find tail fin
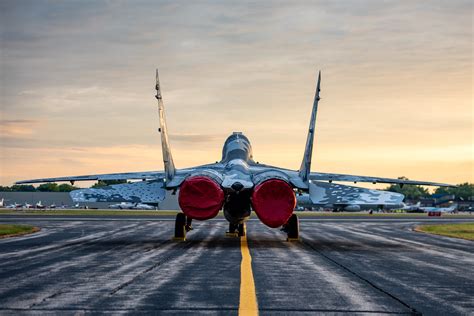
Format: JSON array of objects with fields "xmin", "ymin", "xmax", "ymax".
[
  {"xmin": 155, "ymin": 69, "xmax": 176, "ymax": 183},
  {"xmin": 298, "ymin": 71, "xmax": 321, "ymax": 182}
]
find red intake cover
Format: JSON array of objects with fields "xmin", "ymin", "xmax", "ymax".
[
  {"xmin": 178, "ymin": 176, "xmax": 224, "ymax": 220},
  {"xmin": 251, "ymin": 179, "xmax": 296, "ymax": 228}
]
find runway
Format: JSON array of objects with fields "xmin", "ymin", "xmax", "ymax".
[{"xmin": 0, "ymin": 215, "xmax": 472, "ymax": 315}]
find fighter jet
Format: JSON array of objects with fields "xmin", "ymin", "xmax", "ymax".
[{"xmin": 16, "ymin": 70, "xmax": 454, "ymax": 240}]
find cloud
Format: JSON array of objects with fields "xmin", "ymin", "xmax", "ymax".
[
  {"xmin": 0, "ymin": 119, "xmax": 40, "ymax": 137},
  {"xmin": 0, "ymin": 0, "xmax": 471, "ymax": 185},
  {"xmin": 169, "ymin": 133, "xmax": 223, "ymax": 143}
]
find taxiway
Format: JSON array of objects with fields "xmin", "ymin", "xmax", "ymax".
[{"xmin": 0, "ymin": 215, "xmax": 472, "ymax": 315}]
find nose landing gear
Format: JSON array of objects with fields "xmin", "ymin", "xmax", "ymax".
[{"xmin": 226, "ymin": 222, "xmax": 246, "ymax": 237}]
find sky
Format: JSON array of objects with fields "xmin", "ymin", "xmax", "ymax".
[{"xmin": 0, "ymin": 0, "xmax": 472, "ymax": 187}]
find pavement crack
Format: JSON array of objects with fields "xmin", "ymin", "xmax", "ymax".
[{"xmin": 301, "ymin": 239, "xmax": 422, "ymax": 316}]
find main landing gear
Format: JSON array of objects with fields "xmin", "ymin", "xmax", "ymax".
[
  {"xmin": 173, "ymin": 213, "xmax": 193, "ymax": 241},
  {"xmin": 226, "ymin": 222, "xmax": 246, "ymax": 237},
  {"xmin": 282, "ymin": 214, "xmax": 299, "ymax": 241}
]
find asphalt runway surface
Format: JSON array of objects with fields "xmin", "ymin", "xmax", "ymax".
[{"xmin": 0, "ymin": 215, "xmax": 472, "ymax": 315}]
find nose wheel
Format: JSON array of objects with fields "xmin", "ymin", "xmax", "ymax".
[
  {"xmin": 226, "ymin": 222, "xmax": 246, "ymax": 237},
  {"xmin": 282, "ymin": 214, "xmax": 299, "ymax": 241}
]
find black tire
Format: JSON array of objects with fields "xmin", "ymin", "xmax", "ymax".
[
  {"xmin": 286, "ymin": 214, "xmax": 299, "ymax": 240},
  {"xmin": 174, "ymin": 213, "xmax": 186, "ymax": 238},
  {"xmin": 228, "ymin": 223, "xmax": 238, "ymax": 233},
  {"xmin": 238, "ymin": 223, "xmax": 246, "ymax": 237}
]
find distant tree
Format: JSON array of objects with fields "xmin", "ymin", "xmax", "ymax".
[
  {"xmin": 57, "ymin": 183, "xmax": 79, "ymax": 192},
  {"xmin": 385, "ymin": 177, "xmax": 430, "ymax": 200},
  {"xmin": 91, "ymin": 180, "xmax": 127, "ymax": 188},
  {"xmin": 10, "ymin": 184, "xmax": 36, "ymax": 192},
  {"xmin": 435, "ymin": 183, "xmax": 474, "ymax": 200},
  {"xmin": 0, "ymin": 186, "xmax": 12, "ymax": 192},
  {"xmin": 37, "ymin": 183, "xmax": 59, "ymax": 192}
]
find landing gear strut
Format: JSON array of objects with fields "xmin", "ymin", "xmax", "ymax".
[
  {"xmin": 226, "ymin": 222, "xmax": 246, "ymax": 237},
  {"xmin": 174, "ymin": 213, "xmax": 192, "ymax": 241},
  {"xmin": 282, "ymin": 214, "xmax": 299, "ymax": 241}
]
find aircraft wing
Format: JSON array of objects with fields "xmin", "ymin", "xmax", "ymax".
[
  {"xmin": 309, "ymin": 172, "xmax": 454, "ymax": 187},
  {"xmin": 309, "ymin": 181, "xmax": 404, "ymax": 206},
  {"xmin": 15, "ymin": 171, "xmax": 165, "ymax": 184},
  {"xmin": 70, "ymin": 179, "xmax": 166, "ymax": 203}
]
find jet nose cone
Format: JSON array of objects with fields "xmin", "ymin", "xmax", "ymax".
[{"xmin": 231, "ymin": 182, "xmax": 244, "ymax": 192}]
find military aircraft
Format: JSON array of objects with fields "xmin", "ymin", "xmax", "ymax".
[{"xmin": 16, "ymin": 70, "xmax": 454, "ymax": 240}]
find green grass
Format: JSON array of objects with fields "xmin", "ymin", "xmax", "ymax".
[
  {"xmin": 415, "ymin": 223, "xmax": 474, "ymax": 240},
  {"xmin": 0, "ymin": 224, "xmax": 39, "ymax": 238}
]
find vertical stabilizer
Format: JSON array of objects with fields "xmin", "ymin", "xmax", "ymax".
[
  {"xmin": 155, "ymin": 69, "xmax": 176, "ymax": 183},
  {"xmin": 298, "ymin": 71, "xmax": 321, "ymax": 182}
]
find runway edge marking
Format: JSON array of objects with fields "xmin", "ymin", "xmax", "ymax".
[{"xmin": 239, "ymin": 235, "xmax": 259, "ymax": 315}]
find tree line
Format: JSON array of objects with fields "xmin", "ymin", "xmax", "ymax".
[
  {"xmin": 384, "ymin": 177, "xmax": 473, "ymax": 200},
  {"xmin": 1, "ymin": 179, "xmax": 472, "ymax": 200},
  {"xmin": 0, "ymin": 180, "xmax": 127, "ymax": 193}
]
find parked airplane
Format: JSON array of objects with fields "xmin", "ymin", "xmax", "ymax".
[
  {"xmin": 400, "ymin": 202, "xmax": 422, "ymax": 212},
  {"xmin": 0, "ymin": 198, "xmax": 4, "ymax": 208},
  {"xmin": 420, "ymin": 204, "xmax": 458, "ymax": 214},
  {"xmin": 35, "ymin": 201, "xmax": 46, "ymax": 209},
  {"xmin": 16, "ymin": 70, "xmax": 454, "ymax": 240},
  {"xmin": 24, "ymin": 202, "xmax": 33, "ymax": 209},
  {"xmin": 6, "ymin": 202, "xmax": 23, "ymax": 209},
  {"xmin": 109, "ymin": 202, "xmax": 155, "ymax": 210}
]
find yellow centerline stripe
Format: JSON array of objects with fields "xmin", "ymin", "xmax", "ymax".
[{"xmin": 239, "ymin": 235, "xmax": 259, "ymax": 315}]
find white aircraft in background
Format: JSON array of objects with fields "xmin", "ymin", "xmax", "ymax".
[
  {"xmin": 6, "ymin": 202, "xmax": 22, "ymax": 208},
  {"xmin": 0, "ymin": 198, "xmax": 4, "ymax": 208},
  {"xmin": 24, "ymin": 202, "xmax": 34, "ymax": 209},
  {"xmin": 35, "ymin": 201, "xmax": 46, "ymax": 209},
  {"xmin": 420, "ymin": 204, "xmax": 458, "ymax": 214},
  {"xmin": 400, "ymin": 202, "xmax": 422, "ymax": 212}
]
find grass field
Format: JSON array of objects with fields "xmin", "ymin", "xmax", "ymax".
[
  {"xmin": 415, "ymin": 223, "xmax": 474, "ymax": 240},
  {"xmin": 0, "ymin": 224, "xmax": 39, "ymax": 238}
]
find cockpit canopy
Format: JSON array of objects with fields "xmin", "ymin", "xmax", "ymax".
[{"xmin": 221, "ymin": 132, "xmax": 254, "ymax": 163}]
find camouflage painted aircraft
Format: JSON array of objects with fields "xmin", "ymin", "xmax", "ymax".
[{"xmin": 17, "ymin": 70, "xmax": 454, "ymax": 240}]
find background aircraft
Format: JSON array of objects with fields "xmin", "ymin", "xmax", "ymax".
[
  {"xmin": 17, "ymin": 70, "xmax": 454, "ymax": 240},
  {"xmin": 420, "ymin": 204, "xmax": 458, "ymax": 213},
  {"xmin": 35, "ymin": 201, "xmax": 46, "ymax": 209},
  {"xmin": 400, "ymin": 202, "xmax": 422, "ymax": 212}
]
